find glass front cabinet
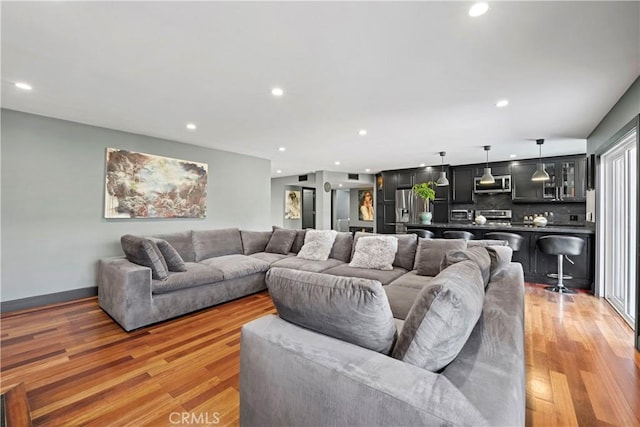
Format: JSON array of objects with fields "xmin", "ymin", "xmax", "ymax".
[{"xmin": 512, "ymin": 155, "xmax": 586, "ymax": 203}]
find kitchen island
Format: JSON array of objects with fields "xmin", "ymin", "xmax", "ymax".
[{"xmin": 407, "ymin": 222, "xmax": 595, "ymax": 291}]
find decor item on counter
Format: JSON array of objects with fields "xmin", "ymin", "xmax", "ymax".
[
  {"xmin": 411, "ymin": 181, "xmax": 436, "ymax": 224},
  {"xmin": 475, "ymin": 215, "xmax": 487, "ymax": 225},
  {"xmin": 531, "ymin": 139, "xmax": 551, "ymax": 181},
  {"xmin": 285, "ymin": 190, "xmax": 301, "ymax": 219},
  {"xmin": 533, "ymin": 216, "xmax": 548, "ymax": 227},
  {"xmin": 436, "ymin": 151, "xmax": 450, "ymax": 186},
  {"xmin": 104, "ymin": 148, "xmax": 208, "ymax": 219},
  {"xmin": 479, "ymin": 145, "xmax": 495, "ymax": 184},
  {"xmin": 358, "ymin": 189, "xmax": 374, "ymax": 221}
]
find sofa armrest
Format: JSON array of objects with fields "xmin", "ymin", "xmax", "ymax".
[
  {"xmin": 98, "ymin": 257, "xmax": 154, "ymax": 331},
  {"xmin": 240, "ymin": 315, "xmax": 488, "ymax": 427}
]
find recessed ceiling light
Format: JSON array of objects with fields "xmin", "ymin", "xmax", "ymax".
[
  {"xmin": 186, "ymin": 123, "xmax": 197, "ymax": 130},
  {"xmin": 469, "ymin": 2, "xmax": 489, "ymax": 17},
  {"xmin": 276, "ymin": 169, "xmax": 282, "ymax": 174},
  {"xmin": 338, "ymin": 184, "xmax": 343, "ymax": 187},
  {"xmin": 271, "ymin": 87, "xmax": 284, "ymax": 97},
  {"xmin": 510, "ymin": 154, "xmax": 517, "ymax": 158},
  {"xmin": 420, "ymin": 163, "xmax": 426, "ymax": 167},
  {"xmin": 15, "ymin": 82, "xmax": 33, "ymax": 91},
  {"xmin": 496, "ymin": 99, "xmax": 509, "ymax": 108},
  {"xmin": 278, "ymin": 147, "xmax": 286, "ymax": 152},
  {"xmin": 358, "ymin": 129, "xmax": 367, "ymax": 136},
  {"xmin": 334, "ymin": 161, "xmax": 340, "ymax": 165},
  {"xmin": 365, "ymin": 168, "xmax": 371, "ymax": 172}
]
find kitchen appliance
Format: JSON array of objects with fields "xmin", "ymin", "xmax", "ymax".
[
  {"xmin": 450, "ymin": 209, "xmax": 474, "ymax": 222},
  {"xmin": 475, "ymin": 209, "xmax": 512, "ymax": 226},
  {"xmin": 474, "ymin": 175, "xmax": 512, "ymax": 193},
  {"xmin": 395, "ymin": 189, "xmax": 418, "ymax": 231}
]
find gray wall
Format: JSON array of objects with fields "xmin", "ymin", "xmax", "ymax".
[
  {"xmin": 1, "ymin": 109, "xmax": 271, "ymax": 303},
  {"xmin": 587, "ymin": 76, "xmax": 640, "ymax": 154}
]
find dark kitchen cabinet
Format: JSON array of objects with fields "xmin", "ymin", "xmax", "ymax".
[
  {"xmin": 416, "ymin": 166, "xmax": 449, "ymax": 200},
  {"xmin": 382, "ymin": 172, "xmax": 397, "ymax": 202},
  {"xmin": 511, "ymin": 162, "xmax": 543, "ymax": 201},
  {"xmin": 452, "ymin": 167, "xmax": 474, "ymax": 203},
  {"xmin": 431, "ymin": 200, "xmax": 449, "ymax": 223},
  {"xmin": 397, "ymin": 171, "xmax": 415, "ymax": 188},
  {"xmin": 512, "ymin": 156, "xmax": 586, "ymax": 203}
]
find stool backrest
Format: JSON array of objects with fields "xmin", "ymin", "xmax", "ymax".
[
  {"xmin": 443, "ymin": 230, "xmax": 474, "ymax": 241},
  {"xmin": 484, "ymin": 232, "xmax": 524, "ymax": 251},
  {"xmin": 407, "ymin": 229, "xmax": 434, "ymax": 239}
]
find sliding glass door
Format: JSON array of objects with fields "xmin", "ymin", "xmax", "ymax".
[{"xmin": 601, "ymin": 128, "xmax": 637, "ymax": 327}]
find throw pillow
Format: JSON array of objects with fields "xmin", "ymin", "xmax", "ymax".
[
  {"xmin": 352, "ymin": 232, "xmax": 417, "ymax": 271},
  {"xmin": 266, "ymin": 267, "xmax": 397, "ymax": 354},
  {"xmin": 272, "ymin": 226, "xmax": 307, "ymax": 253},
  {"xmin": 440, "ymin": 246, "xmax": 492, "ymax": 287},
  {"xmin": 349, "ymin": 236, "xmax": 398, "ymax": 271},
  {"xmin": 392, "ymin": 260, "xmax": 485, "ymax": 372},
  {"xmin": 328, "ymin": 232, "xmax": 355, "ymax": 263},
  {"xmin": 121, "ymin": 234, "xmax": 168, "ymax": 280},
  {"xmin": 265, "ymin": 228, "xmax": 297, "ymax": 255},
  {"xmin": 297, "ymin": 230, "xmax": 338, "ymax": 261},
  {"xmin": 485, "ymin": 245, "xmax": 513, "ymax": 280},
  {"xmin": 415, "ymin": 238, "xmax": 467, "ymax": 276},
  {"xmin": 147, "ymin": 237, "xmax": 187, "ymax": 272}
]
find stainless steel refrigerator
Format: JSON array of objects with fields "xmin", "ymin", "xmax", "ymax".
[{"xmin": 395, "ymin": 189, "xmax": 418, "ymax": 233}]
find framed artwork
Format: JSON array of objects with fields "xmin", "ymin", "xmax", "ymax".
[
  {"xmin": 104, "ymin": 148, "xmax": 208, "ymax": 218},
  {"xmin": 284, "ymin": 190, "xmax": 301, "ymax": 219},
  {"xmin": 358, "ymin": 189, "xmax": 374, "ymax": 221}
]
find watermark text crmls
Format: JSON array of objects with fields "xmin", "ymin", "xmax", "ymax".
[{"xmin": 169, "ymin": 412, "xmax": 220, "ymax": 425}]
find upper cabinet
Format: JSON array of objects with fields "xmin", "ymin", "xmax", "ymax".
[
  {"xmin": 512, "ymin": 155, "xmax": 586, "ymax": 203},
  {"xmin": 452, "ymin": 167, "xmax": 474, "ymax": 203}
]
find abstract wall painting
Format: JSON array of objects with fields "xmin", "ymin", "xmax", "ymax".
[
  {"xmin": 284, "ymin": 190, "xmax": 301, "ymax": 219},
  {"xmin": 105, "ymin": 148, "xmax": 208, "ymax": 218}
]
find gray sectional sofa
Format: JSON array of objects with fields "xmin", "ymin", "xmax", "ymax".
[{"xmin": 240, "ymin": 236, "xmax": 526, "ymax": 427}]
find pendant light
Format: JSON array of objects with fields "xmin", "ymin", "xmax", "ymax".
[
  {"xmin": 479, "ymin": 145, "xmax": 495, "ymax": 184},
  {"xmin": 436, "ymin": 151, "xmax": 450, "ymax": 186},
  {"xmin": 531, "ymin": 139, "xmax": 550, "ymax": 181}
]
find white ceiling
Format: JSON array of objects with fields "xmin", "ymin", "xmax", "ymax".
[{"xmin": 2, "ymin": 1, "xmax": 638, "ymax": 177}]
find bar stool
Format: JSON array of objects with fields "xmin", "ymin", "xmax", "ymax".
[
  {"xmin": 484, "ymin": 232, "xmax": 524, "ymax": 251},
  {"xmin": 443, "ymin": 230, "xmax": 474, "ymax": 241},
  {"xmin": 536, "ymin": 235, "xmax": 585, "ymax": 294},
  {"xmin": 407, "ymin": 229, "xmax": 434, "ymax": 239}
]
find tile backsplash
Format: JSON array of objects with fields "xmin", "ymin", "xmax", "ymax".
[{"xmin": 452, "ymin": 193, "xmax": 586, "ymax": 225}]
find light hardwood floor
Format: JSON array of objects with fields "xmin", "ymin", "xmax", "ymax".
[{"xmin": 1, "ymin": 284, "xmax": 639, "ymax": 426}]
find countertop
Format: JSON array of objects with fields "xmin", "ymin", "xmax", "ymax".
[{"xmin": 406, "ymin": 222, "xmax": 595, "ymax": 235}]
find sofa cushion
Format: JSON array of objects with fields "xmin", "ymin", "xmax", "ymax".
[
  {"xmin": 265, "ymin": 228, "xmax": 297, "ymax": 255},
  {"xmin": 440, "ymin": 246, "xmax": 492, "ymax": 288},
  {"xmin": 272, "ymin": 256, "xmax": 344, "ymax": 273},
  {"xmin": 273, "ymin": 226, "xmax": 307, "ymax": 254},
  {"xmin": 153, "ymin": 231, "xmax": 195, "ymax": 263},
  {"xmin": 323, "ymin": 264, "xmax": 408, "ymax": 285},
  {"xmin": 349, "ymin": 235, "xmax": 398, "ymax": 271},
  {"xmin": 486, "ymin": 245, "xmax": 514, "ymax": 279},
  {"xmin": 249, "ymin": 252, "xmax": 294, "ymax": 264},
  {"xmin": 353, "ymin": 232, "xmax": 418, "ymax": 271},
  {"xmin": 151, "ymin": 262, "xmax": 224, "ymax": 294},
  {"xmin": 328, "ymin": 231, "xmax": 354, "ymax": 263},
  {"xmin": 193, "ymin": 228, "xmax": 243, "ymax": 262},
  {"xmin": 199, "ymin": 254, "xmax": 270, "ymax": 280},
  {"xmin": 392, "ymin": 260, "xmax": 485, "ymax": 372},
  {"xmin": 388, "ymin": 270, "xmax": 435, "ymax": 290},
  {"xmin": 121, "ymin": 234, "xmax": 168, "ymax": 280},
  {"xmin": 467, "ymin": 239, "xmax": 508, "ymax": 248},
  {"xmin": 415, "ymin": 238, "xmax": 467, "ymax": 276},
  {"xmin": 266, "ymin": 267, "xmax": 397, "ymax": 354},
  {"xmin": 148, "ymin": 238, "xmax": 187, "ymax": 272},
  {"xmin": 383, "ymin": 285, "xmax": 423, "ymax": 321},
  {"xmin": 297, "ymin": 230, "xmax": 338, "ymax": 261},
  {"xmin": 241, "ymin": 230, "xmax": 272, "ymax": 255}
]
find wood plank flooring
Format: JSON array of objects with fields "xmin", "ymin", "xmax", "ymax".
[{"xmin": 1, "ymin": 284, "xmax": 639, "ymax": 426}]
